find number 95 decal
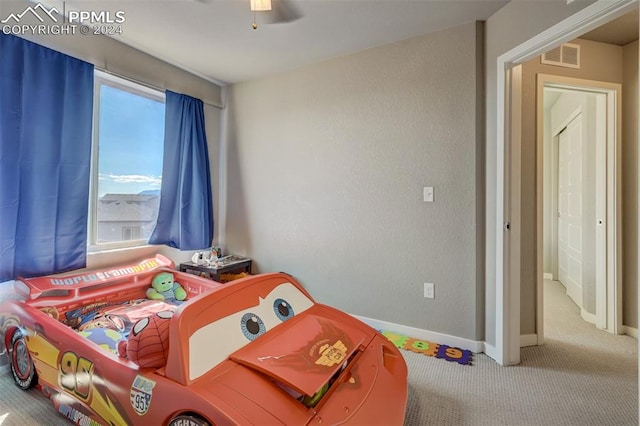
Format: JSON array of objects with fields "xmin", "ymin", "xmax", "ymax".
[
  {"xmin": 130, "ymin": 375, "xmax": 156, "ymax": 415},
  {"xmin": 60, "ymin": 352, "xmax": 94, "ymax": 401}
]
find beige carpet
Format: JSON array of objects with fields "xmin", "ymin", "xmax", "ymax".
[
  {"xmin": 403, "ymin": 280, "xmax": 638, "ymax": 426},
  {"xmin": 0, "ymin": 280, "xmax": 637, "ymax": 425}
]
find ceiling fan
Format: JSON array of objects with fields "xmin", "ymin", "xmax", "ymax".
[
  {"xmin": 250, "ymin": 0, "xmax": 302, "ymax": 29},
  {"xmin": 195, "ymin": 0, "xmax": 302, "ymax": 29}
]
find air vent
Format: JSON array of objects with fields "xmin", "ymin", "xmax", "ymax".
[{"xmin": 541, "ymin": 43, "xmax": 580, "ymax": 69}]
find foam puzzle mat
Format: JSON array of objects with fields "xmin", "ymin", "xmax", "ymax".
[{"xmin": 381, "ymin": 331, "xmax": 473, "ymax": 365}]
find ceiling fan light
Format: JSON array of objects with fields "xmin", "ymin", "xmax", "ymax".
[{"xmin": 250, "ymin": 0, "xmax": 272, "ymax": 11}]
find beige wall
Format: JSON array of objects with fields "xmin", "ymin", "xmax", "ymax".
[
  {"xmin": 521, "ymin": 39, "xmax": 624, "ymax": 333},
  {"xmin": 224, "ymin": 22, "xmax": 485, "ymax": 340},
  {"xmin": 623, "ymin": 40, "xmax": 639, "ymax": 329},
  {"xmin": 0, "ymin": 0, "xmax": 223, "ymax": 268}
]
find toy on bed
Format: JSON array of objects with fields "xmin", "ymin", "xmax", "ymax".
[
  {"xmin": 146, "ymin": 272, "xmax": 187, "ymax": 302},
  {"xmin": 69, "ymin": 299, "xmax": 179, "ymax": 355},
  {"xmin": 118, "ymin": 310, "xmax": 173, "ymax": 368},
  {"xmin": 78, "ymin": 313, "xmax": 126, "ymax": 332},
  {"xmin": 79, "ymin": 327, "xmax": 126, "ymax": 353}
]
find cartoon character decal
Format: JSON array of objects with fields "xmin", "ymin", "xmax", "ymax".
[
  {"xmin": 54, "ymin": 349, "xmax": 131, "ymax": 425},
  {"xmin": 315, "ymin": 340, "xmax": 347, "ymax": 367},
  {"xmin": 79, "ymin": 313, "xmax": 126, "ymax": 332},
  {"xmin": 40, "ymin": 306, "xmax": 60, "ymax": 320},
  {"xmin": 188, "ymin": 282, "xmax": 314, "ymax": 380}
]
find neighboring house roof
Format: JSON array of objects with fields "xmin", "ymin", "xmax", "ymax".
[{"xmin": 98, "ymin": 193, "xmax": 159, "ymax": 222}]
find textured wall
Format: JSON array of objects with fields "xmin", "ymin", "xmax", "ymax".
[
  {"xmin": 223, "ymin": 23, "xmax": 484, "ymax": 340},
  {"xmin": 623, "ymin": 40, "xmax": 639, "ymax": 329}
]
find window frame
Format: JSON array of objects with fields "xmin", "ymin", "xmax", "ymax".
[{"xmin": 87, "ymin": 70, "xmax": 166, "ymax": 252}]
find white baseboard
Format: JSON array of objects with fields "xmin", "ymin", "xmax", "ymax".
[
  {"xmin": 623, "ymin": 326, "xmax": 638, "ymax": 339},
  {"xmin": 543, "ymin": 273, "xmax": 554, "ymax": 280},
  {"xmin": 580, "ymin": 308, "xmax": 597, "ymax": 325},
  {"xmin": 483, "ymin": 343, "xmax": 497, "ymax": 360},
  {"xmin": 520, "ymin": 334, "xmax": 538, "ymax": 347},
  {"xmin": 352, "ymin": 314, "xmax": 484, "ymax": 353},
  {"xmin": 565, "ymin": 281, "xmax": 581, "ymax": 307}
]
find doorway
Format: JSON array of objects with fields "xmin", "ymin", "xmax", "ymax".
[
  {"xmin": 493, "ymin": 0, "xmax": 637, "ymax": 365},
  {"xmin": 538, "ymin": 78, "xmax": 622, "ymax": 344}
]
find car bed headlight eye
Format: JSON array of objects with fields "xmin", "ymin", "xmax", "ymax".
[
  {"xmin": 241, "ymin": 313, "xmax": 266, "ymax": 341},
  {"xmin": 273, "ymin": 298, "xmax": 294, "ymax": 322}
]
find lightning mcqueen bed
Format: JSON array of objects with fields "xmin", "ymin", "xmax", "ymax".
[{"xmin": 0, "ymin": 255, "xmax": 408, "ymax": 425}]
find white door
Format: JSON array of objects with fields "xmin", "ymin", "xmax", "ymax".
[{"xmin": 557, "ymin": 113, "xmax": 583, "ymax": 306}]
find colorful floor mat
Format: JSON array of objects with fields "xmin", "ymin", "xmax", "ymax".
[{"xmin": 381, "ymin": 331, "xmax": 473, "ymax": 365}]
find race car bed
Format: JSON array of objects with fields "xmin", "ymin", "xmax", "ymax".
[{"xmin": 0, "ymin": 255, "xmax": 408, "ymax": 426}]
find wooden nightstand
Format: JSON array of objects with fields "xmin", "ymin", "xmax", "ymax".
[{"xmin": 179, "ymin": 255, "xmax": 252, "ymax": 283}]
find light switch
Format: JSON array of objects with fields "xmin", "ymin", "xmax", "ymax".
[{"xmin": 423, "ymin": 186, "xmax": 434, "ymax": 202}]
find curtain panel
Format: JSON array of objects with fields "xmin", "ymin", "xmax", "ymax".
[
  {"xmin": 149, "ymin": 90, "xmax": 213, "ymax": 250},
  {"xmin": 0, "ymin": 34, "xmax": 94, "ymax": 281}
]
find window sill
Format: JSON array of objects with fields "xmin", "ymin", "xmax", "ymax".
[{"xmin": 86, "ymin": 244, "xmax": 162, "ymax": 270}]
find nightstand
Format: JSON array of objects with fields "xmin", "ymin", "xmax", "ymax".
[{"xmin": 179, "ymin": 255, "xmax": 252, "ymax": 283}]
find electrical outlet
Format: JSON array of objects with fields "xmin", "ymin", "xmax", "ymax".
[{"xmin": 424, "ymin": 282, "xmax": 435, "ymax": 299}]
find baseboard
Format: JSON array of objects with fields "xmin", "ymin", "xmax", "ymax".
[
  {"xmin": 565, "ymin": 281, "xmax": 581, "ymax": 306},
  {"xmin": 543, "ymin": 273, "xmax": 553, "ymax": 280},
  {"xmin": 352, "ymin": 315, "xmax": 484, "ymax": 353},
  {"xmin": 580, "ymin": 308, "xmax": 597, "ymax": 325},
  {"xmin": 623, "ymin": 326, "xmax": 638, "ymax": 339},
  {"xmin": 483, "ymin": 343, "xmax": 498, "ymax": 360},
  {"xmin": 520, "ymin": 334, "xmax": 538, "ymax": 347}
]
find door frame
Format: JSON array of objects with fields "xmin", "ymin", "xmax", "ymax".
[
  {"xmin": 536, "ymin": 77, "xmax": 622, "ymax": 343},
  {"xmin": 494, "ymin": 0, "xmax": 636, "ymax": 366}
]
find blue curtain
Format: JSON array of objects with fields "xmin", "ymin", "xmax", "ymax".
[
  {"xmin": 0, "ymin": 35, "xmax": 94, "ymax": 281},
  {"xmin": 149, "ymin": 91, "xmax": 213, "ymax": 249}
]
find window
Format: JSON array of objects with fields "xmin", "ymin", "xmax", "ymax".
[
  {"xmin": 122, "ymin": 226, "xmax": 141, "ymax": 240},
  {"xmin": 88, "ymin": 71, "xmax": 165, "ymax": 250}
]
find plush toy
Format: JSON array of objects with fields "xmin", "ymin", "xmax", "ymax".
[
  {"xmin": 118, "ymin": 310, "xmax": 173, "ymax": 368},
  {"xmin": 146, "ymin": 272, "xmax": 187, "ymax": 302}
]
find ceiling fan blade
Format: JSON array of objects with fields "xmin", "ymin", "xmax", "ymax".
[{"xmin": 263, "ymin": 0, "xmax": 302, "ymax": 24}]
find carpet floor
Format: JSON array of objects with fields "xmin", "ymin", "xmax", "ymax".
[{"xmin": 402, "ymin": 280, "xmax": 638, "ymax": 425}]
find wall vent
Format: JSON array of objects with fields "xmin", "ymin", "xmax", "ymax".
[{"xmin": 541, "ymin": 43, "xmax": 580, "ymax": 69}]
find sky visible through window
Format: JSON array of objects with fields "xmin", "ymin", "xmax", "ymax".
[{"xmin": 98, "ymin": 85, "xmax": 164, "ymax": 197}]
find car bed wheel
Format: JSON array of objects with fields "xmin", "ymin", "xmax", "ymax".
[
  {"xmin": 168, "ymin": 414, "xmax": 210, "ymax": 426},
  {"xmin": 10, "ymin": 331, "xmax": 37, "ymax": 390}
]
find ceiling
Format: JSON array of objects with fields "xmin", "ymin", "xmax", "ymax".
[
  {"xmin": 580, "ymin": 8, "xmax": 639, "ymax": 46},
  {"xmin": 41, "ymin": 0, "xmax": 509, "ymax": 85},
  {"xmin": 21, "ymin": 1, "xmax": 639, "ymax": 86},
  {"xmin": 543, "ymin": 8, "xmax": 638, "ymax": 112}
]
